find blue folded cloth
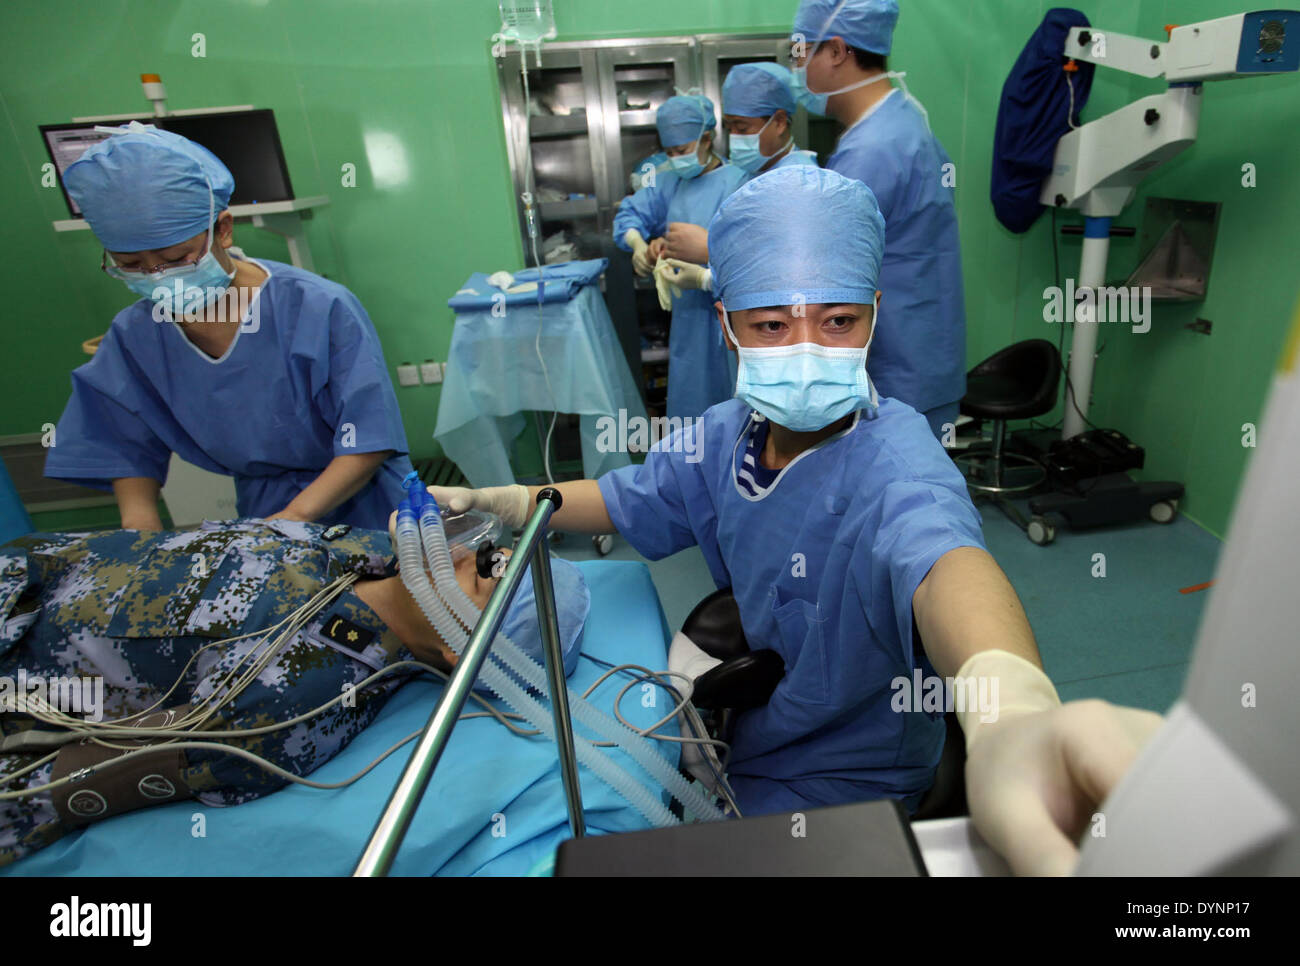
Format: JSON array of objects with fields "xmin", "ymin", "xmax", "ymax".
[{"xmin": 448, "ymin": 258, "xmax": 608, "ymax": 310}]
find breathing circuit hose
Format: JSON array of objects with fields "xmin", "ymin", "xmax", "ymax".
[
  {"xmin": 405, "ymin": 485, "xmax": 722, "ymax": 822},
  {"xmin": 394, "ymin": 490, "xmax": 690, "ymax": 827}
]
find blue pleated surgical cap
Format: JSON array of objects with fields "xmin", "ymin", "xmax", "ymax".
[
  {"xmin": 63, "ymin": 121, "xmax": 235, "ymax": 253},
  {"xmin": 792, "ymin": 0, "xmax": 900, "ymax": 56},
  {"xmin": 656, "ymin": 94, "xmax": 717, "ymax": 149},
  {"xmin": 708, "ymin": 165, "xmax": 885, "ymax": 311},
  {"xmin": 722, "ymin": 62, "xmax": 798, "ymax": 118},
  {"xmin": 497, "ymin": 555, "xmax": 590, "ymax": 681}
]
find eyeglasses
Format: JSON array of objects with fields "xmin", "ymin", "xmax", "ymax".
[{"xmin": 100, "ymin": 232, "xmax": 213, "ymax": 282}]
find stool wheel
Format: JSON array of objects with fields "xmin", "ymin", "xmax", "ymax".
[
  {"xmin": 1149, "ymin": 499, "xmax": 1179, "ymax": 524},
  {"xmin": 1027, "ymin": 515, "xmax": 1056, "ymax": 546}
]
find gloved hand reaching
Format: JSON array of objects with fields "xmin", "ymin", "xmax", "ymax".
[
  {"xmin": 653, "ymin": 258, "xmax": 676, "ymax": 312},
  {"xmin": 660, "ymin": 258, "xmax": 712, "ymax": 292},
  {"xmin": 624, "ymin": 229, "xmax": 654, "ymax": 277},
  {"xmin": 956, "ymin": 649, "xmax": 1164, "ymax": 876},
  {"xmin": 425, "ymin": 484, "xmax": 531, "ymax": 529}
]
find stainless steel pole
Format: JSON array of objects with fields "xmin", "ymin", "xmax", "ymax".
[
  {"xmin": 530, "ymin": 494, "xmax": 585, "ymax": 838},
  {"xmin": 353, "ymin": 489, "xmax": 570, "ymax": 876}
]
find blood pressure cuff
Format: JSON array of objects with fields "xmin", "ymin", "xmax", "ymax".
[{"xmin": 49, "ymin": 706, "xmax": 195, "ymax": 830}]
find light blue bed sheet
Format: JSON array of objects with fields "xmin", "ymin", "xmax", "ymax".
[{"xmin": 2, "ymin": 560, "xmax": 675, "ymax": 877}]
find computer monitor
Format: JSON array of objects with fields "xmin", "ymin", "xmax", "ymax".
[
  {"xmin": 39, "ymin": 125, "xmax": 113, "ymax": 216},
  {"xmin": 39, "ymin": 108, "xmax": 295, "ymax": 219}
]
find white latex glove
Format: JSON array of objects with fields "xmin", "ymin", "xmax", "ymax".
[
  {"xmin": 653, "ymin": 258, "xmax": 676, "ymax": 312},
  {"xmin": 659, "ymin": 258, "xmax": 712, "ymax": 293},
  {"xmin": 624, "ymin": 229, "xmax": 653, "ymax": 277},
  {"xmin": 956, "ymin": 649, "xmax": 1163, "ymax": 876},
  {"xmin": 425, "ymin": 484, "xmax": 531, "ymax": 529}
]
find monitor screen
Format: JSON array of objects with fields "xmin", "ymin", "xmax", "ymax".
[
  {"xmin": 39, "ymin": 108, "xmax": 295, "ymax": 220},
  {"xmin": 40, "ymin": 126, "xmax": 113, "ymax": 216}
]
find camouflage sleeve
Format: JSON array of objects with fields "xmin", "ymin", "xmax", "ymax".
[
  {"xmin": 0, "ymin": 551, "xmax": 32, "ymax": 654},
  {"xmin": 321, "ymin": 526, "xmax": 395, "ymax": 580}
]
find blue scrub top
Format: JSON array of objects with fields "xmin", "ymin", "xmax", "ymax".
[
  {"xmin": 45, "ymin": 259, "xmax": 413, "ymax": 530},
  {"xmin": 614, "ymin": 162, "xmax": 748, "ymax": 420},
  {"xmin": 828, "ymin": 92, "xmax": 967, "ymax": 415},
  {"xmin": 598, "ymin": 397, "xmax": 986, "ymax": 811}
]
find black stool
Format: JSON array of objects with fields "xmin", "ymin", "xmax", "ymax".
[{"xmin": 954, "ymin": 339, "xmax": 1060, "ymax": 534}]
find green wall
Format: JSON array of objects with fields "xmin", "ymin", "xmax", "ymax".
[
  {"xmin": 1086, "ymin": 0, "xmax": 1300, "ymax": 536},
  {"xmin": 2, "ymin": 1, "xmax": 1295, "ymax": 535}
]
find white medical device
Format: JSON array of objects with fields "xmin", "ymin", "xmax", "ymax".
[
  {"xmin": 914, "ymin": 317, "xmax": 1300, "ymax": 876},
  {"xmin": 1039, "ymin": 11, "xmax": 1298, "ymax": 437},
  {"xmin": 1075, "ymin": 324, "xmax": 1300, "ymax": 875}
]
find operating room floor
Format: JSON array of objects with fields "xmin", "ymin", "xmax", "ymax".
[{"xmin": 555, "ymin": 499, "xmax": 1223, "ymax": 715}]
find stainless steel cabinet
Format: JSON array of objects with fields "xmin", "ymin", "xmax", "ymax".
[{"xmin": 495, "ymin": 33, "xmax": 793, "ymax": 411}]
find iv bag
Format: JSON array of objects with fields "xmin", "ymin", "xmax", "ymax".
[{"xmin": 499, "ymin": 1, "xmax": 557, "ymax": 45}]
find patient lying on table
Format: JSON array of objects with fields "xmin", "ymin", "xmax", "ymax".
[{"xmin": 0, "ymin": 519, "xmax": 588, "ymax": 867}]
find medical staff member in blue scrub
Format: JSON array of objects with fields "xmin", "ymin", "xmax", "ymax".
[
  {"xmin": 423, "ymin": 166, "xmax": 1164, "ymax": 876},
  {"xmin": 791, "ymin": 0, "xmax": 966, "ymax": 440},
  {"xmin": 44, "ymin": 123, "xmax": 413, "ymax": 531},
  {"xmin": 721, "ymin": 63, "xmax": 819, "ymax": 183},
  {"xmin": 615, "ymin": 94, "xmax": 747, "ymax": 419},
  {"xmin": 653, "ymin": 63, "xmax": 819, "ymax": 296}
]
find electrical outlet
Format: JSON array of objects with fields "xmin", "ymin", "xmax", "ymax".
[
  {"xmin": 420, "ymin": 360, "xmax": 442, "ymax": 384},
  {"xmin": 396, "ymin": 363, "xmax": 419, "ymax": 387}
]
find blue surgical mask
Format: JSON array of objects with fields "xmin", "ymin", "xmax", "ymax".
[
  {"xmin": 669, "ymin": 117, "xmax": 712, "ymax": 180},
  {"xmin": 110, "ymin": 182, "xmax": 235, "ymax": 317},
  {"xmin": 122, "ymin": 247, "xmax": 235, "ymax": 316},
  {"xmin": 792, "ymin": 0, "xmax": 906, "ymax": 122},
  {"xmin": 728, "ymin": 115, "xmax": 793, "ymax": 174},
  {"xmin": 790, "ymin": 66, "xmax": 830, "ymax": 117},
  {"xmin": 670, "ymin": 151, "xmax": 705, "ymax": 180},
  {"xmin": 722, "ymin": 300, "xmax": 879, "ymax": 431}
]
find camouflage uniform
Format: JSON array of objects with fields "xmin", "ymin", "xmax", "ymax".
[{"xmin": 0, "ymin": 520, "xmax": 413, "ymax": 867}]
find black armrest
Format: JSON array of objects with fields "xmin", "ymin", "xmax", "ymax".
[
  {"xmin": 682, "ymin": 587, "xmax": 750, "ymax": 661},
  {"xmin": 692, "ymin": 650, "xmax": 785, "ymax": 712}
]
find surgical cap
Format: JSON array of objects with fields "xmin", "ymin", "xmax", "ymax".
[
  {"xmin": 656, "ymin": 94, "xmax": 717, "ymax": 149},
  {"xmin": 499, "ymin": 555, "xmax": 590, "ymax": 680},
  {"xmin": 722, "ymin": 62, "xmax": 798, "ymax": 118},
  {"xmin": 63, "ymin": 121, "xmax": 235, "ymax": 252},
  {"xmin": 708, "ymin": 165, "xmax": 885, "ymax": 311},
  {"xmin": 792, "ymin": 0, "xmax": 900, "ymax": 56}
]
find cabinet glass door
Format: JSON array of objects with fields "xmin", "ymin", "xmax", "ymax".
[
  {"xmin": 594, "ymin": 42, "xmax": 697, "ymax": 214},
  {"xmin": 498, "ymin": 46, "xmax": 605, "ymax": 264}
]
